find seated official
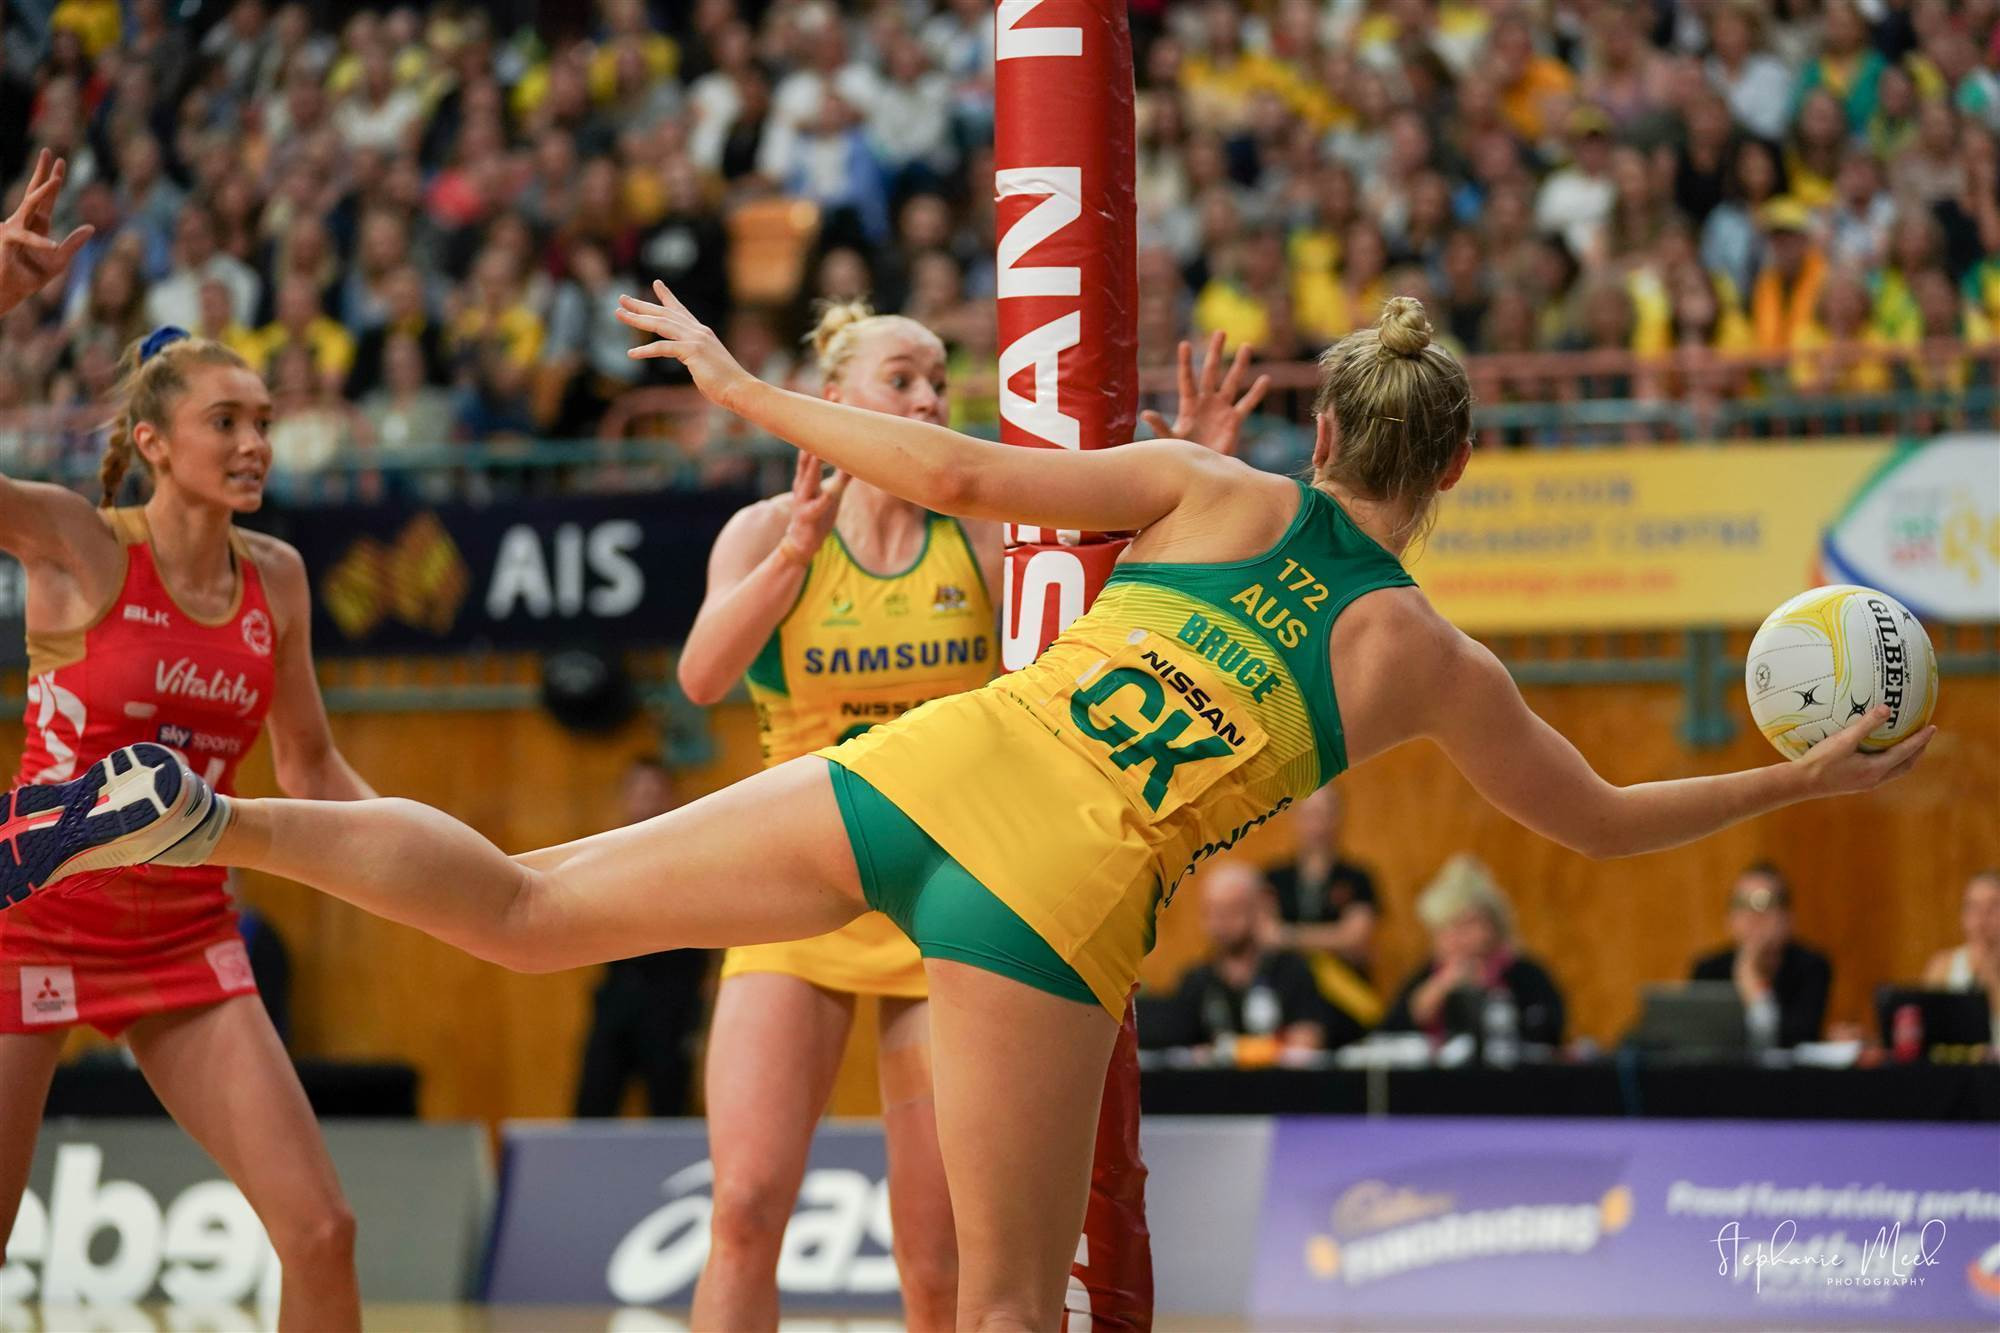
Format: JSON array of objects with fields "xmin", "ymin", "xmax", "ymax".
[
  {"xmin": 1263, "ymin": 782, "xmax": 1379, "ymax": 979},
  {"xmin": 1689, "ymin": 862, "xmax": 1832, "ymax": 1048},
  {"xmin": 1923, "ymin": 869, "xmax": 2000, "ymax": 1040},
  {"xmin": 1382, "ymin": 855, "xmax": 1565, "ymax": 1048},
  {"xmin": 1139, "ymin": 863, "xmax": 1363, "ymax": 1053},
  {"xmin": 573, "ymin": 759, "xmax": 713, "ymax": 1116}
]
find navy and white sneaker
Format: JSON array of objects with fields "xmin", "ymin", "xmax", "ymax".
[{"xmin": 0, "ymin": 744, "xmax": 215, "ymax": 909}]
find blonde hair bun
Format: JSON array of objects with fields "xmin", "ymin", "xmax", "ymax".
[
  {"xmin": 1377, "ymin": 296, "xmax": 1434, "ymax": 358},
  {"xmin": 806, "ymin": 298, "xmax": 879, "ymax": 363},
  {"xmin": 804, "ymin": 298, "xmax": 947, "ymax": 385}
]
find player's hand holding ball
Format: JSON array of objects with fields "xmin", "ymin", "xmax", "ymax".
[
  {"xmin": 1746, "ymin": 584, "xmax": 1940, "ymax": 796},
  {"xmin": 616, "ymin": 279, "xmax": 755, "ymax": 408}
]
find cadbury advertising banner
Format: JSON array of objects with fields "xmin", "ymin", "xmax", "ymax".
[
  {"xmin": 1253, "ymin": 1117, "xmax": 2000, "ymax": 1327},
  {"xmin": 256, "ymin": 489, "xmax": 757, "ymax": 657}
]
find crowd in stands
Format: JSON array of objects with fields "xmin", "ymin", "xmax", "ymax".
[
  {"xmin": 1140, "ymin": 785, "xmax": 2000, "ymax": 1063},
  {"xmin": 0, "ymin": 0, "xmax": 1996, "ymax": 483}
]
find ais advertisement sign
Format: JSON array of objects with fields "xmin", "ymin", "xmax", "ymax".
[
  {"xmin": 1411, "ymin": 437, "xmax": 1998, "ymax": 631},
  {"xmin": 1254, "ymin": 1118, "xmax": 2000, "ymax": 1327},
  {"xmin": 261, "ymin": 489, "xmax": 756, "ymax": 656}
]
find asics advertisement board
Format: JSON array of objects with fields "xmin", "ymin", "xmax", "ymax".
[{"xmin": 481, "ymin": 1117, "xmax": 1264, "ymax": 1313}]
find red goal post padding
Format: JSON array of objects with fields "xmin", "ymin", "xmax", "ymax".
[{"xmin": 993, "ymin": 2, "xmax": 1151, "ymax": 1330}]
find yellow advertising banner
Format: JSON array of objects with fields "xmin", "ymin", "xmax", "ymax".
[{"xmin": 1407, "ymin": 439, "xmax": 1999, "ymax": 632}]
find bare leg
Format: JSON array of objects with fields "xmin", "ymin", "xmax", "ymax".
[
  {"xmin": 924, "ymin": 960, "xmax": 1118, "ymax": 1332},
  {"xmin": 126, "ymin": 996, "xmax": 359, "ymax": 1332},
  {"xmin": 206, "ymin": 758, "xmax": 866, "ymax": 972},
  {"xmin": 0, "ymin": 1031, "xmax": 66, "ymax": 1251},
  {"xmin": 877, "ymin": 995, "xmax": 957, "ymax": 1332},
  {"xmin": 691, "ymin": 973, "xmax": 855, "ymax": 1332}
]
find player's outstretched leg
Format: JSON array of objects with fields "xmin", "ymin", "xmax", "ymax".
[
  {"xmin": 13, "ymin": 745, "xmax": 1122, "ymax": 1323},
  {"xmin": 6, "ymin": 746, "xmax": 869, "ymax": 971}
]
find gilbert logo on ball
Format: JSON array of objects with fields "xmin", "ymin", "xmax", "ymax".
[{"xmin": 1745, "ymin": 584, "xmax": 1938, "ymax": 760}]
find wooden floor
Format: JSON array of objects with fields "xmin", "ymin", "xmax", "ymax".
[
  {"xmin": 0, "ymin": 1309, "xmax": 1294, "ymax": 1333},
  {"xmin": 9, "ymin": 1308, "xmax": 2000, "ymax": 1332}
]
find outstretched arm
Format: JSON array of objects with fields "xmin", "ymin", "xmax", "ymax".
[
  {"xmin": 615, "ymin": 282, "xmax": 1231, "ymax": 534},
  {"xmin": 678, "ymin": 454, "xmax": 846, "ymax": 705},
  {"xmin": 0, "ymin": 151, "xmax": 112, "ymax": 577},
  {"xmin": 1424, "ymin": 630, "xmax": 1932, "ymax": 860}
]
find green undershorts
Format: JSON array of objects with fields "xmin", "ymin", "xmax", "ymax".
[{"xmin": 826, "ymin": 761, "xmax": 1097, "ymax": 1007}]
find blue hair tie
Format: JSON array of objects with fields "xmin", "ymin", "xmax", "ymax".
[{"xmin": 138, "ymin": 326, "xmax": 190, "ymax": 364}]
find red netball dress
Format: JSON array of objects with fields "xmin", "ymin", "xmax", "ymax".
[{"xmin": 0, "ymin": 508, "xmax": 275, "ymax": 1035}]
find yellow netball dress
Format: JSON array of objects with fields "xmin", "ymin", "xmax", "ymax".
[
  {"xmin": 722, "ymin": 513, "xmax": 995, "ymax": 996},
  {"xmin": 824, "ymin": 481, "xmax": 1414, "ymax": 1017}
]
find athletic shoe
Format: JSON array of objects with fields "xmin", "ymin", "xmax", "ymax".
[{"xmin": 0, "ymin": 744, "xmax": 213, "ymax": 909}]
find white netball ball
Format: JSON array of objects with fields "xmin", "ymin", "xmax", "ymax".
[{"xmin": 1746, "ymin": 585, "xmax": 1937, "ymax": 760}]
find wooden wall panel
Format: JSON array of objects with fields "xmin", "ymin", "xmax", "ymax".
[
  {"xmin": 1144, "ymin": 673, "xmax": 2000, "ymax": 1048},
  {"xmin": 6, "ymin": 668, "xmax": 1993, "ymax": 1124}
]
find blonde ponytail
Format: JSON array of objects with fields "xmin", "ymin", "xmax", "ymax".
[{"xmin": 100, "ymin": 334, "xmax": 251, "ymax": 507}]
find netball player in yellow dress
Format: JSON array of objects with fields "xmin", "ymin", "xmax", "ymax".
[
  {"xmin": 677, "ymin": 303, "xmax": 985, "ymax": 1330},
  {"xmin": 29, "ymin": 288, "xmax": 1932, "ymax": 1331},
  {"xmin": 676, "ymin": 299, "xmax": 1264, "ymax": 1328}
]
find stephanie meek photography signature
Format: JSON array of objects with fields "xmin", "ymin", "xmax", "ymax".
[{"xmin": 1714, "ymin": 1218, "xmax": 1949, "ymax": 1293}]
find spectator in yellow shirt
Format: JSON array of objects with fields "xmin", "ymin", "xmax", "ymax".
[
  {"xmin": 450, "ymin": 247, "xmax": 547, "ymax": 374},
  {"xmin": 1666, "ymin": 263, "xmax": 1755, "ymax": 355},
  {"xmin": 1487, "ymin": 15, "xmax": 1576, "ymax": 143},
  {"xmin": 1192, "ymin": 227, "xmax": 1288, "ymax": 354},
  {"xmin": 1870, "ymin": 212, "xmax": 1948, "ymax": 344},
  {"xmin": 1785, "ymin": 90, "xmax": 1848, "ymax": 209},
  {"xmin": 1178, "ymin": 1, "xmax": 1305, "ymax": 133},
  {"xmin": 1750, "ymin": 200, "xmax": 1828, "ymax": 353},
  {"xmin": 589, "ymin": 18, "xmax": 678, "ymax": 106},
  {"xmin": 1641, "ymin": 262, "xmax": 1756, "ymax": 405},
  {"xmin": 50, "ymin": 0, "xmax": 121, "ymax": 59},
  {"xmin": 1907, "ymin": 269, "xmax": 1977, "ymax": 393},
  {"xmin": 245, "ymin": 278, "xmax": 356, "ymax": 395},
  {"xmin": 1789, "ymin": 267, "xmax": 1894, "ymax": 394},
  {"xmin": 1295, "ymin": 220, "xmax": 1388, "ymax": 344}
]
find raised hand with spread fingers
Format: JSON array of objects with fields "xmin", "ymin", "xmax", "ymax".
[
  {"xmin": 0, "ymin": 150, "xmax": 94, "ymax": 319},
  {"xmin": 1141, "ymin": 330, "xmax": 1273, "ymax": 457},
  {"xmin": 616, "ymin": 280, "xmax": 755, "ymax": 405}
]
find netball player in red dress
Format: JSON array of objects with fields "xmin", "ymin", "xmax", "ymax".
[{"xmin": 0, "ymin": 152, "xmax": 371, "ymax": 1329}]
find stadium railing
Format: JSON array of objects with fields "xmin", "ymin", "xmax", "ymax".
[
  {"xmin": 1, "ymin": 343, "xmax": 1992, "ymax": 731},
  {"xmin": 4, "ymin": 340, "xmax": 1997, "ymax": 496}
]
